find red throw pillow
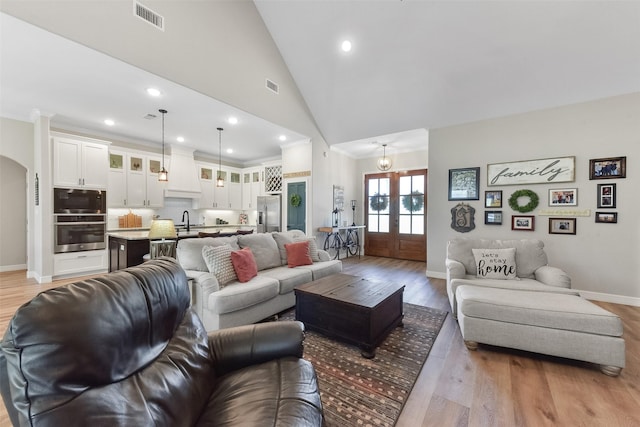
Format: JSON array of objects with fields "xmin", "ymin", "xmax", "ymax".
[
  {"xmin": 285, "ymin": 240, "xmax": 313, "ymax": 268},
  {"xmin": 230, "ymin": 247, "xmax": 258, "ymax": 282}
]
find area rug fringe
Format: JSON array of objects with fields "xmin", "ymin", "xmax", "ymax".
[{"xmin": 279, "ymin": 303, "xmax": 447, "ymax": 427}]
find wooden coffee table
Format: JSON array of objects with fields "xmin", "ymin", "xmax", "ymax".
[{"xmin": 294, "ymin": 273, "xmax": 404, "ymax": 358}]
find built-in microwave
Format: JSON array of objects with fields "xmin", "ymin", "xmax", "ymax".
[{"xmin": 54, "ymin": 188, "xmax": 106, "ymax": 214}]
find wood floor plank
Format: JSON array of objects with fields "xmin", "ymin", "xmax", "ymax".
[{"xmin": 1, "ymin": 256, "xmax": 640, "ymax": 427}]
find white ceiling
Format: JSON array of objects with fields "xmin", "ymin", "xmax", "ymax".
[
  {"xmin": 2, "ymin": 2, "xmax": 640, "ymax": 164},
  {"xmin": 255, "ymin": 0, "xmax": 640, "ymax": 146},
  {"xmin": 0, "ymin": 12, "xmax": 308, "ymax": 165}
]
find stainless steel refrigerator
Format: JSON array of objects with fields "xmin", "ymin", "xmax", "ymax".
[{"xmin": 256, "ymin": 195, "xmax": 281, "ymax": 233}]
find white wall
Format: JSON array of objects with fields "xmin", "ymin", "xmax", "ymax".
[{"xmin": 427, "ymin": 93, "xmax": 640, "ymax": 304}]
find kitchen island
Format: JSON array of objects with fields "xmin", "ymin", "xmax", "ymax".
[{"xmin": 107, "ymin": 225, "xmax": 255, "ymax": 272}]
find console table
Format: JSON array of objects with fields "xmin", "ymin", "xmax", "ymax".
[{"xmin": 318, "ymin": 225, "xmax": 365, "ymax": 259}]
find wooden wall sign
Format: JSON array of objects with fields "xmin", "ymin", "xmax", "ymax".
[{"xmin": 487, "ymin": 156, "xmax": 575, "ymax": 186}]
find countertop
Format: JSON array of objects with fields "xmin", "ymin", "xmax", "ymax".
[{"xmin": 107, "ymin": 224, "xmax": 255, "ymax": 240}]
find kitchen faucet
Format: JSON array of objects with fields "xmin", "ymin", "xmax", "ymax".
[{"xmin": 182, "ymin": 210, "xmax": 190, "ymax": 232}]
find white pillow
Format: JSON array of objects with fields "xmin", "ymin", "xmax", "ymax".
[
  {"xmin": 471, "ymin": 248, "xmax": 517, "ymax": 280},
  {"xmin": 202, "ymin": 244, "xmax": 237, "ymax": 287}
]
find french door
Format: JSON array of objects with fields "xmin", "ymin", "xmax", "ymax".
[{"xmin": 364, "ymin": 169, "xmax": 427, "ymax": 261}]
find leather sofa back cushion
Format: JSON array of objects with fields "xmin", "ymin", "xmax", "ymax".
[
  {"xmin": 237, "ymin": 234, "xmax": 282, "ymax": 271},
  {"xmin": 1, "ymin": 258, "xmax": 216, "ymax": 425},
  {"xmin": 177, "ymin": 236, "xmax": 240, "ymax": 272},
  {"xmin": 448, "ymin": 238, "xmax": 548, "ymax": 279}
]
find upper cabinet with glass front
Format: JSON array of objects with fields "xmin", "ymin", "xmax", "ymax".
[{"xmin": 107, "ymin": 150, "xmax": 165, "ymax": 208}]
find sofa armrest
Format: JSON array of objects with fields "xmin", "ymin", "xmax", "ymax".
[
  {"xmin": 534, "ymin": 266, "xmax": 571, "ymax": 288},
  {"xmin": 185, "ymin": 270, "xmax": 220, "ymax": 316},
  {"xmin": 208, "ymin": 321, "xmax": 305, "ymax": 376},
  {"xmin": 446, "ymin": 258, "xmax": 466, "ymax": 281},
  {"xmin": 317, "ymin": 250, "xmax": 331, "ymax": 262}
]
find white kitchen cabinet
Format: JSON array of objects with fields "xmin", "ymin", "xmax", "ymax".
[
  {"xmin": 242, "ymin": 167, "xmax": 264, "ymax": 210},
  {"xmin": 195, "ymin": 164, "xmax": 243, "ymax": 210},
  {"xmin": 53, "ymin": 250, "xmax": 108, "ymax": 277},
  {"xmin": 53, "ymin": 137, "xmax": 108, "ymax": 189},
  {"xmin": 228, "ymin": 169, "xmax": 242, "ymax": 210},
  {"xmin": 108, "ymin": 150, "xmax": 165, "ymax": 208}
]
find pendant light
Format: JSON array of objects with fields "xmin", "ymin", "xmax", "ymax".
[
  {"xmin": 158, "ymin": 109, "xmax": 168, "ymax": 181},
  {"xmin": 377, "ymin": 143, "xmax": 392, "ymax": 171},
  {"xmin": 216, "ymin": 127, "xmax": 224, "ymax": 187}
]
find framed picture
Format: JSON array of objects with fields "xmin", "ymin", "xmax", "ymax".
[
  {"xmin": 448, "ymin": 167, "xmax": 480, "ymax": 201},
  {"xmin": 589, "ymin": 156, "xmax": 626, "ymax": 180},
  {"xmin": 548, "ymin": 188, "xmax": 577, "ymax": 206},
  {"xmin": 485, "ymin": 210, "xmax": 503, "ymax": 225},
  {"xmin": 595, "ymin": 212, "xmax": 618, "ymax": 223},
  {"xmin": 485, "ymin": 190, "xmax": 502, "ymax": 208},
  {"xmin": 549, "ymin": 217, "xmax": 576, "ymax": 235},
  {"xmin": 511, "ymin": 215, "xmax": 535, "ymax": 231},
  {"xmin": 597, "ymin": 183, "xmax": 616, "ymax": 208},
  {"xmin": 487, "ymin": 156, "xmax": 575, "ymax": 186}
]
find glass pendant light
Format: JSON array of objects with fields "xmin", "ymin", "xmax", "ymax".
[
  {"xmin": 158, "ymin": 109, "xmax": 168, "ymax": 181},
  {"xmin": 377, "ymin": 143, "xmax": 392, "ymax": 171},
  {"xmin": 216, "ymin": 127, "xmax": 224, "ymax": 187}
]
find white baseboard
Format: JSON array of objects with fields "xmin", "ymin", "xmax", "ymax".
[
  {"xmin": 426, "ymin": 270, "xmax": 446, "ymax": 279},
  {"xmin": 578, "ymin": 290, "xmax": 640, "ymax": 307},
  {"xmin": 0, "ymin": 264, "xmax": 27, "ymax": 272}
]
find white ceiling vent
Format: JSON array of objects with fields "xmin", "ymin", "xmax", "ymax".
[
  {"xmin": 134, "ymin": 1, "xmax": 164, "ymax": 31},
  {"xmin": 266, "ymin": 79, "xmax": 279, "ymax": 94}
]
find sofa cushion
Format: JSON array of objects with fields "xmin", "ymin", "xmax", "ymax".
[
  {"xmin": 259, "ymin": 266, "xmax": 313, "ymax": 294},
  {"xmin": 285, "ymin": 240, "xmax": 313, "ymax": 268},
  {"xmin": 231, "ymin": 247, "xmax": 258, "ymax": 283},
  {"xmin": 448, "ymin": 238, "xmax": 547, "ymax": 279},
  {"xmin": 237, "ymin": 234, "xmax": 282, "ymax": 271},
  {"xmin": 472, "ymin": 248, "xmax": 517, "ymax": 280},
  {"xmin": 199, "ymin": 357, "xmax": 323, "ymax": 427},
  {"xmin": 296, "ymin": 259, "xmax": 343, "ymax": 281},
  {"xmin": 456, "ymin": 286, "xmax": 623, "ymax": 337},
  {"xmin": 272, "ymin": 231, "xmax": 321, "ymax": 264},
  {"xmin": 202, "ymin": 245, "xmax": 238, "ymax": 286},
  {"xmin": 208, "ymin": 277, "xmax": 279, "ymax": 314},
  {"xmin": 177, "ymin": 236, "xmax": 240, "ymax": 272}
]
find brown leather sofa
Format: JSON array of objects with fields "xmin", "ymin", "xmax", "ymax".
[{"xmin": 0, "ymin": 258, "xmax": 324, "ymax": 426}]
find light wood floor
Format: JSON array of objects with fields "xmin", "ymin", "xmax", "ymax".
[{"xmin": 1, "ymin": 257, "xmax": 639, "ymax": 426}]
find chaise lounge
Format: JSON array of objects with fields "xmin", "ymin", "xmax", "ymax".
[{"xmin": 446, "ymin": 238, "xmax": 625, "ymax": 376}]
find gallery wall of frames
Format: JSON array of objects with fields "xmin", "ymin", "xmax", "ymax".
[{"xmin": 448, "ymin": 156, "xmax": 626, "ymax": 234}]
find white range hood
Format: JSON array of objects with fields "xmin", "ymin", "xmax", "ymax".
[{"xmin": 164, "ymin": 145, "xmax": 201, "ymax": 198}]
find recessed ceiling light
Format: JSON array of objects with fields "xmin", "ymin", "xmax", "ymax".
[
  {"xmin": 146, "ymin": 87, "xmax": 161, "ymax": 97},
  {"xmin": 341, "ymin": 40, "xmax": 352, "ymax": 53},
  {"xmin": 226, "ymin": 148, "xmax": 233, "ymax": 154},
  {"xmin": 104, "ymin": 119, "xmax": 115, "ymax": 126},
  {"xmin": 228, "ymin": 116, "xmax": 238, "ymax": 125},
  {"xmin": 279, "ymin": 135, "xmax": 287, "ymax": 142},
  {"xmin": 176, "ymin": 136, "xmax": 185, "ymax": 143}
]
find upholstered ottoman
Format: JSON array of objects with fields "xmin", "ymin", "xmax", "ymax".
[{"xmin": 456, "ymin": 285, "xmax": 625, "ymax": 376}]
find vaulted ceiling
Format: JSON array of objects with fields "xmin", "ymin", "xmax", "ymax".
[{"xmin": 2, "ymin": 2, "xmax": 639, "ymax": 163}]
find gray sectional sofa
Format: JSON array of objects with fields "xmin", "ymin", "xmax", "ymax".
[{"xmin": 177, "ymin": 229, "xmax": 342, "ymax": 331}]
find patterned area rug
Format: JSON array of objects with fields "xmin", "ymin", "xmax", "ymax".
[{"xmin": 279, "ymin": 303, "xmax": 447, "ymax": 427}]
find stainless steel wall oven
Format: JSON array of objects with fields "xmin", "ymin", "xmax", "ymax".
[
  {"xmin": 54, "ymin": 214, "xmax": 106, "ymax": 253},
  {"xmin": 53, "ymin": 188, "xmax": 107, "ymax": 253}
]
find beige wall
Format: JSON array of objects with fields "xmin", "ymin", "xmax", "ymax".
[
  {"xmin": 0, "ymin": 156, "xmax": 27, "ymax": 270},
  {"xmin": 0, "ymin": 117, "xmax": 34, "ymax": 271},
  {"xmin": 427, "ymin": 93, "xmax": 640, "ymax": 304}
]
